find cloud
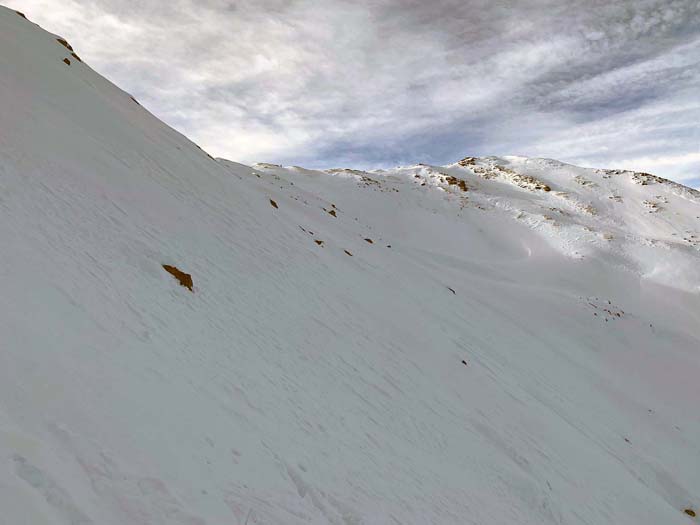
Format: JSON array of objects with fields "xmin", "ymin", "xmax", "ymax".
[{"xmin": 6, "ymin": 0, "xmax": 700, "ymax": 185}]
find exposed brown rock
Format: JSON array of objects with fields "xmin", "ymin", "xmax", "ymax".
[
  {"xmin": 269, "ymin": 199, "xmax": 278, "ymax": 209},
  {"xmin": 685, "ymin": 509, "xmax": 696, "ymax": 517},
  {"xmin": 71, "ymin": 52, "xmax": 82, "ymax": 62},
  {"xmin": 56, "ymin": 38, "xmax": 74, "ymax": 51},
  {"xmin": 458, "ymin": 157, "xmax": 477, "ymax": 166},
  {"xmin": 364, "ymin": 238, "xmax": 373, "ymax": 244},
  {"xmin": 15, "ymin": 11, "xmax": 26, "ymax": 19},
  {"xmin": 445, "ymin": 176, "xmax": 468, "ymax": 192},
  {"xmin": 63, "ymin": 58, "xmax": 71, "ymax": 66},
  {"xmin": 344, "ymin": 250, "xmax": 353, "ymax": 256},
  {"xmin": 162, "ymin": 264, "xmax": 193, "ymax": 292},
  {"xmin": 314, "ymin": 240, "xmax": 324, "ymax": 246},
  {"xmin": 328, "ymin": 209, "xmax": 337, "ymax": 217}
]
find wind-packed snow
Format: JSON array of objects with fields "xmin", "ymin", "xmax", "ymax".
[{"xmin": 1, "ymin": 6, "xmax": 699, "ymax": 525}]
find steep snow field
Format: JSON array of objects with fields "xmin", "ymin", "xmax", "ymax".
[{"xmin": 1, "ymin": 7, "xmax": 699, "ymax": 524}]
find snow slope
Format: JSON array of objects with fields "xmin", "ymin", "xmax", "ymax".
[{"xmin": 1, "ymin": 6, "xmax": 699, "ymax": 524}]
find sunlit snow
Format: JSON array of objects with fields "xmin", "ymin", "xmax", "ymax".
[{"xmin": 1, "ymin": 7, "xmax": 699, "ymax": 525}]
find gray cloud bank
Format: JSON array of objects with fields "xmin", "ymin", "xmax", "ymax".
[{"xmin": 8, "ymin": 0, "xmax": 700, "ymax": 185}]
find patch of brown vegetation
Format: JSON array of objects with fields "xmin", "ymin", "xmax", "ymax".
[
  {"xmin": 360, "ymin": 175, "xmax": 381, "ymax": 187},
  {"xmin": 471, "ymin": 166, "xmax": 497, "ymax": 180},
  {"xmin": 56, "ymin": 38, "xmax": 74, "ymax": 51},
  {"xmin": 162, "ymin": 264, "xmax": 193, "ymax": 292},
  {"xmin": 494, "ymin": 166, "xmax": 551, "ymax": 191},
  {"xmin": 601, "ymin": 169, "xmax": 700, "ymax": 198},
  {"xmin": 471, "ymin": 163, "xmax": 551, "ymax": 192},
  {"xmin": 63, "ymin": 58, "xmax": 71, "ymax": 66},
  {"xmin": 457, "ymin": 156, "xmax": 477, "ymax": 166},
  {"xmin": 574, "ymin": 175, "xmax": 596, "ymax": 188},
  {"xmin": 326, "ymin": 168, "xmax": 366, "ymax": 176},
  {"xmin": 269, "ymin": 199, "xmax": 278, "ymax": 209},
  {"xmin": 684, "ymin": 509, "xmax": 696, "ymax": 517},
  {"xmin": 445, "ymin": 176, "xmax": 468, "ymax": 192},
  {"xmin": 642, "ymin": 200, "xmax": 661, "ymax": 213},
  {"xmin": 364, "ymin": 238, "xmax": 373, "ymax": 244},
  {"xmin": 629, "ymin": 171, "xmax": 664, "ymax": 186}
]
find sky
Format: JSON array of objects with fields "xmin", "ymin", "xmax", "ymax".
[{"xmin": 7, "ymin": 0, "xmax": 700, "ymax": 186}]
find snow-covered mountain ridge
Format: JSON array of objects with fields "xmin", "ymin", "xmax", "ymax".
[
  {"xmin": 249, "ymin": 155, "xmax": 700, "ymax": 292},
  {"xmin": 1, "ymin": 6, "xmax": 699, "ymax": 525}
]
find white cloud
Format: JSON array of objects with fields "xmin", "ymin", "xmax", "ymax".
[
  {"xmin": 5, "ymin": 0, "xmax": 700, "ymax": 183},
  {"xmin": 609, "ymin": 152, "xmax": 700, "ymax": 181}
]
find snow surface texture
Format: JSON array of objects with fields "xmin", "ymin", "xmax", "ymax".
[{"xmin": 1, "ymin": 6, "xmax": 700, "ymax": 525}]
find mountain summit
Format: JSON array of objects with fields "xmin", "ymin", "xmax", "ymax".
[{"xmin": 1, "ymin": 6, "xmax": 699, "ymax": 525}]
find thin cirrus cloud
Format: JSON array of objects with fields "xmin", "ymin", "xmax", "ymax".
[{"xmin": 7, "ymin": 0, "xmax": 700, "ymax": 186}]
